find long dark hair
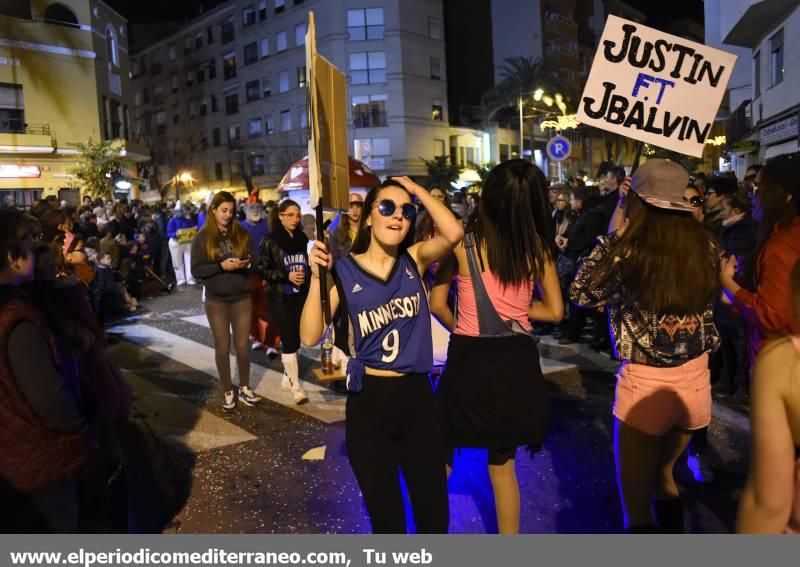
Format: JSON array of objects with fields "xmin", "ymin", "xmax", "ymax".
[
  {"xmin": 594, "ymin": 193, "xmax": 720, "ymax": 313},
  {"xmin": 205, "ymin": 191, "xmax": 250, "ymax": 261},
  {"xmin": 269, "ymin": 199, "xmax": 301, "ymax": 235},
  {"xmin": 471, "ymin": 160, "xmax": 554, "ymax": 286},
  {"xmin": 0, "ymin": 209, "xmax": 34, "ymax": 272},
  {"xmin": 350, "ymin": 180, "xmax": 416, "ymax": 255},
  {"xmin": 743, "ymin": 170, "xmax": 798, "ymax": 288}
]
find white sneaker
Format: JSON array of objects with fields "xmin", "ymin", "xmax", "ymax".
[
  {"xmin": 222, "ymin": 389, "xmax": 236, "ymax": 413},
  {"xmin": 281, "ymin": 372, "xmax": 293, "ymax": 392},
  {"xmin": 266, "ymin": 347, "xmax": 280, "ymax": 357},
  {"xmin": 292, "ymin": 385, "xmax": 309, "ymax": 405},
  {"xmin": 251, "ymin": 341, "xmax": 264, "ymax": 351},
  {"xmin": 239, "ymin": 385, "xmax": 262, "ymax": 406},
  {"xmin": 687, "ymin": 453, "xmax": 715, "ymax": 483}
]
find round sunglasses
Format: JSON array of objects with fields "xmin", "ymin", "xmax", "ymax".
[
  {"xmin": 374, "ymin": 199, "xmax": 417, "ymax": 221},
  {"xmin": 683, "ymin": 195, "xmax": 704, "ymax": 208}
]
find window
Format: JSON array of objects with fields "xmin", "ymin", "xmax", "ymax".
[
  {"xmin": 263, "ymin": 77, "xmax": 272, "ymax": 97},
  {"xmin": 200, "ymin": 134, "xmax": 209, "ymax": 149},
  {"xmin": 207, "ymin": 26, "xmax": 214, "ymax": 43},
  {"xmin": 299, "ymin": 108, "xmax": 307, "ymax": 128},
  {"xmin": 188, "ymin": 99, "xmax": 197, "ymax": 118},
  {"xmin": 197, "ymin": 67, "xmax": 205, "ymax": 83},
  {"xmin": 297, "ymin": 65, "xmax": 307, "ymax": 88},
  {"xmin": 428, "ymin": 17, "xmax": 441, "ymax": 39},
  {"xmin": 353, "ymin": 138, "xmax": 390, "ymax": 170},
  {"xmin": 770, "ymin": 29, "xmax": 784, "ymax": 87},
  {"xmin": 265, "ymin": 116, "xmax": 274, "ymax": 135},
  {"xmin": 347, "ymin": 8, "xmax": 384, "ymax": 41},
  {"xmin": 281, "ymin": 109, "xmax": 292, "ymax": 131},
  {"xmin": 228, "ymin": 125, "xmax": 241, "ymax": 143},
  {"xmin": 223, "ymin": 52, "xmax": 237, "ymax": 79},
  {"xmin": 225, "ymin": 93, "xmax": 239, "ymax": 115},
  {"xmin": 153, "ymin": 84, "xmax": 165, "ymax": 104},
  {"xmin": 172, "ymin": 110, "xmax": 180, "ymax": 125},
  {"xmin": 0, "ymin": 84, "xmax": 24, "ymax": 133},
  {"xmin": 249, "ymin": 117, "xmax": 263, "ymax": 137},
  {"xmin": 350, "ymin": 51, "xmax": 386, "ymax": 84},
  {"xmin": 211, "ymin": 94, "xmax": 218, "ymax": 112},
  {"xmin": 260, "ymin": 37, "xmax": 270, "ymax": 58},
  {"xmin": 155, "ymin": 111, "xmax": 166, "ymax": 135},
  {"xmin": 246, "ymin": 80, "xmax": 260, "ymax": 102},
  {"xmin": 251, "ymin": 155, "xmax": 265, "ymax": 176},
  {"xmin": 221, "ymin": 19, "xmax": 235, "ymax": 44},
  {"xmin": 258, "ymin": 0, "xmax": 267, "ymax": 20},
  {"xmin": 134, "ymin": 90, "xmax": 142, "ymax": 106},
  {"xmin": 200, "ymin": 98, "xmax": 208, "ymax": 116},
  {"xmin": 215, "ymin": 162, "xmax": 224, "ymax": 180},
  {"xmin": 185, "ymin": 70, "xmax": 193, "ymax": 87},
  {"xmin": 244, "ymin": 42, "xmax": 258, "ymax": 65},
  {"xmin": 168, "ymin": 43, "xmax": 176, "ymax": 61},
  {"xmin": 279, "ymin": 69, "xmax": 289, "ymax": 92},
  {"xmin": 242, "ymin": 5, "xmax": 256, "ymax": 27},
  {"xmin": 109, "ymin": 99, "xmax": 122, "ymax": 138},
  {"xmin": 434, "ymin": 139, "xmax": 445, "ymax": 157},
  {"xmin": 212, "ymin": 128, "xmax": 221, "ymax": 146},
  {"xmin": 150, "ymin": 50, "xmax": 162, "ymax": 75},
  {"xmin": 277, "ymin": 31, "xmax": 287, "ymax": 52},
  {"xmin": 432, "ymin": 98, "xmax": 443, "ymax": 120},
  {"xmin": 295, "ymin": 23, "xmax": 306, "ymax": 47},
  {"xmin": 351, "ymin": 94, "xmax": 388, "ymax": 127},
  {"xmin": 275, "ymin": 0, "xmax": 285, "ymax": 14},
  {"xmin": 195, "ymin": 33, "xmax": 203, "ymax": 49},
  {"xmin": 754, "ymin": 51, "xmax": 761, "ymax": 97},
  {"xmin": 170, "ymin": 74, "xmax": 178, "ymax": 92},
  {"xmin": 106, "ymin": 27, "xmax": 119, "ymax": 67},
  {"xmin": 131, "ymin": 59, "xmax": 140, "ymax": 79},
  {"xmin": 430, "ymin": 57, "xmax": 441, "ymax": 80},
  {"xmin": 142, "ymin": 87, "xmax": 150, "ymax": 103},
  {"xmin": 184, "ymin": 36, "xmax": 192, "ymax": 55},
  {"xmin": 208, "ymin": 58, "xmax": 217, "ymax": 79}
]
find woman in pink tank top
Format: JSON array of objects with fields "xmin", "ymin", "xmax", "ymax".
[
  {"xmin": 738, "ymin": 260, "xmax": 800, "ymax": 533},
  {"xmin": 433, "ymin": 160, "xmax": 564, "ymax": 534}
]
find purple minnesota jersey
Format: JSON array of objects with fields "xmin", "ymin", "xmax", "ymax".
[{"xmin": 333, "ymin": 252, "xmax": 433, "ymax": 374}]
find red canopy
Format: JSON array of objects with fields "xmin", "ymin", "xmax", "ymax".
[{"xmin": 276, "ymin": 156, "xmax": 381, "ymax": 192}]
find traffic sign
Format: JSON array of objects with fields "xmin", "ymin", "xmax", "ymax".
[{"xmin": 546, "ymin": 135, "xmax": 572, "ymax": 162}]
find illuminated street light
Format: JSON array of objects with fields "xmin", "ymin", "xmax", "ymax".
[{"xmin": 178, "ymin": 171, "xmax": 194, "ymax": 184}]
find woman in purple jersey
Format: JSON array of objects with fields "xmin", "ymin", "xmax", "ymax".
[{"xmin": 300, "ymin": 177, "xmax": 463, "ymax": 533}]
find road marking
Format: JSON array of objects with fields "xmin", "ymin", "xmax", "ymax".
[
  {"xmin": 108, "ymin": 323, "xmax": 346, "ymax": 424},
  {"xmin": 123, "ymin": 370, "xmax": 258, "ymax": 452}
]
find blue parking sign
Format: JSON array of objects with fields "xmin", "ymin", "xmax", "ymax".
[{"xmin": 546, "ymin": 135, "xmax": 572, "ymax": 162}]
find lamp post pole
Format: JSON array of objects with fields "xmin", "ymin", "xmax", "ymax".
[{"xmin": 518, "ymin": 91, "xmax": 524, "ymax": 159}]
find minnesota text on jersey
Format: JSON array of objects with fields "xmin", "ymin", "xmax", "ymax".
[{"xmin": 357, "ymin": 293, "xmax": 423, "ymax": 336}]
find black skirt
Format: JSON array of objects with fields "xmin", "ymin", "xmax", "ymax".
[{"xmin": 436, "ymin": 333, "xmax": 548, "ymax": 450}]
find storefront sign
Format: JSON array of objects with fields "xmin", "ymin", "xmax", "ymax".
[
  {"xmin": 0, "ymin": 164, "xmax": 41, "ymax": 178},
  {"xmin": 759, "ymin": 115, "xmax": 798, "ymax": 146},
  {"xmin": 577, "ymin": 15, "xmax": 737, "ymax": 158},
  {"xmin": 730, "ymin": 139, "xmax": 759, "ymax": 154}
]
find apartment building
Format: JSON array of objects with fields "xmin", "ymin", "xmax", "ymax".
[
  {"xmin": 0, "ymin": 0, "xmax": 145, "ymax": 207},
  {"xmin": 130, "ymin": 0, "xmax": 450, "ymax": 198}
]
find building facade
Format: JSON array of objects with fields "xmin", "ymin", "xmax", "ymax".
[
  {"xmin": 708, "ymin": 0, "xmax": 800, "ymax": 176},
  {"xmin": 130, "ymin": 0, "xmax": 451, "ymax": 200},
  {"xmin": 0, "ymin": 0, "xmax": 144, "ymax": 207}
]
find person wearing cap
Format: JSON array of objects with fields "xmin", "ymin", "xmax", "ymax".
[
  {"xmin": 328, "ymin": 193, "xmax": 364, "ymax": 262},
  {"xmin": 570, "ymin": 159, "xmax": 721, "ymax": 533},
  {"xmin": 721, "ymin": 152, "xmax": 800, "ymax": 361},
  {"xmin": 167, "ymin": 204, "xmax": 197, "ymax": 286}
]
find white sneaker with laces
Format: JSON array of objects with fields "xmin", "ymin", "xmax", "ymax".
[
  {"xmin": 222, "ymin": 389, "xmax": 236, "ymax": 412},
  {"xmin": 281, "ymin": 373, "xmax": 293, "ymax": 392},
  {"xmin": 292, "ymin": 385, "xmax": 309, "ymax": 405}
]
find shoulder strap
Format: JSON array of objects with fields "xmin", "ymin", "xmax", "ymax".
[{"xmin": 463, "ymin": 233, "xmax": 514, "ymax": 336}]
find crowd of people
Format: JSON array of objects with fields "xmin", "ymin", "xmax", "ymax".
[{"xmin": 1, "ymin": 151, "xmax": 799, "ymax": 535}]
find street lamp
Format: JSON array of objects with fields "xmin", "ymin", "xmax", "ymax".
[{"xmin": 518, "ymin": 87, "xmax": 566, "ymax": 158}]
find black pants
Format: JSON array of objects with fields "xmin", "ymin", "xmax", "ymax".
[
  {"xmin": 346, "ymin": 373, "xmax": 449, "ymax": 533},
  {"xmin": 271, "ymin": 293, "xmax": 306, "ymax": 354}
]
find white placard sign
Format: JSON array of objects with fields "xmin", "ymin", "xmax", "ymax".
[{"xmin": 577, "ymin": 15, "xmax": 737, "ymax": 158}]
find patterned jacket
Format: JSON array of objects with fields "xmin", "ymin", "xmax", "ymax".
[{"xmin": 569, "ymin": 233, "xmax": 719, "ymax": 367}]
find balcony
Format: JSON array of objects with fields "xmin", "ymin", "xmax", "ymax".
[
  {"xmin": 726, "ymin": 100, "xmax": 752, "ymax": 144},
  {"xmin": 0, "ymin": 122, "xmax": 54, "ymax": 153},
  {"xmin": 352, "ymin": 111, "xmax": 388, "ymax": 128},
  {"xmin": 724, "ymin": 0, "xmax": 797, "ymax": 47}
]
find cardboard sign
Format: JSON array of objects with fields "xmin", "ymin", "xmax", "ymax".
[
  {"xmin": 305, "ymin": 12, "xmax": 350, "ymax": 210},
  {"xmin": 577, "ymin": 15, "xmax": 737, "ymax": 158}
]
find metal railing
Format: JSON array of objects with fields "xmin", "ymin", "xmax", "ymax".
[{"xmin": 0, "ymin": 120, "xmax": 51, "ymax": 136}]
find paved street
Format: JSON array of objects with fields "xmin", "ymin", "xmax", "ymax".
[{"xmin": 107, "ymin": 287, "xmax": 751, "ymax": 534}]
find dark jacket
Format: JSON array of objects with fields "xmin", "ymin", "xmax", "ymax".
[
  {"xmin": 257, "ymin": 227, "xmax": 309, "ymax": 302},
  {"xmin": 190, "ymin": 228, "xmax": 253, "ymax": 303},
  {"xmin": 0, "ymin": 286, "xmax": 88, "ymax": 493},
  {"xmin": 564, "ymin": 202, "xmax": 606, "ymax": 262},
  {"xmin": 721, "ymin": 215, "xmax": 756, "ymax": 259}
]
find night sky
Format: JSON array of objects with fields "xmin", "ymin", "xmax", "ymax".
[{"xmin": 107, "ymin": 0, "xmax": 705, "ymax": 27}]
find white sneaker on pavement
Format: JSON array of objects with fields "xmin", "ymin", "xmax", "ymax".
[
  {"xmin": 222, "ymin": 389, "xmax": 236, "ymax": 413},
  {"xmin": 281, "ymin": 373, "xmax": 309, "ymax": 404}
]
